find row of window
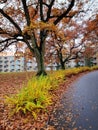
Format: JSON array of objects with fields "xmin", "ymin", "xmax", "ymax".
[
  {"xmin": 0, "ymin": 64, "xmax": 33, "ymax": 67},
  {"xmin": 0, "ymin": 56, "xmax": 35, "ymax": 72},
  {"xmin": 0, "ymin": 57, "xmax": 8, "ymax": 59},
  {"xmin": 0, "ymin": 67, "xmax": 35, "ymax": 72},
  {"xmin": 0, "ymin": 69, "xmax": 22, "ymax": 72}
]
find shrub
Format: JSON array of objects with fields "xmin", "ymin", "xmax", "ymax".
[
  {"xmin": 49, "ymin": 70, "xmax": 66, "ymax": 90},
  {"xmin": 5, "ymin": 76, "xmax": 52, "ymax": 118},
  {"xmin": 89, "ymin": 66, "xmax": 98, "ymax": 71}
]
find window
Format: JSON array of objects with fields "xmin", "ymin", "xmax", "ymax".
[
  {"xmin": 4, "ymin": 65, "xmax": 8, "ymax": 68},
  {"xmin": 4, "ymin": 69, "xmax": 9, "ymax": 72},
  {"xmin": 11, "ymin": 69, "xmax": 14, "ymax": 72},
  {"xmin": 5, "ymin": 60, "xmax": 8, "ymax": 63},
  {"xmin": 0, "ymin": 69, "xmax": 2, "ymax": 72},
  {"xmin": 4, "ymin": 57, "xmax": 7, "ymax": 59},
  {"xmin": 10, "ymin": 60, "xmax": 14, "ymax": 63},
  {"xmin": 0, "ymin": 61, "xmax": 2, "ymax": 64},
  {"xmin": 16, "ymin": 69, "xmax": 20, "ymax": 72},
  {"xmin": 0, "ymin": 65, "xmax": 2, "ymax": 68}
]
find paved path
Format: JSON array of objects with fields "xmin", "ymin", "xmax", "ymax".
[{"xmin": 48, "ymin": 71, "xmax": 98, "ymax": 130}]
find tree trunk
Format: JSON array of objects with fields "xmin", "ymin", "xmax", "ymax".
[
  {"xmin": 58, "ymin": 51, "xmax": 65, "ymax": 70},
  {"xmin": 35, "ymin": 51, "xmax": 47, "ymax": 76},
  {"xmin": 29, "ymin": 32, "xmax": 47, "ymax": 76},
  {"xmin": 60, "ymin": 60, "xmax": 65, "ymax": 70}
]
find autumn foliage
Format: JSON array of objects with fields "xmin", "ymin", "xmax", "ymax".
[{"xmin": 0, "ymin": 0, "xmax": 92, "ymax": 75}]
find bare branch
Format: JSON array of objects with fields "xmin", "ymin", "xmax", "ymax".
[
  {"xmin": 39, "ymin": 0, "xmax": 44, "ymax": 21},
  {"xmin": 0, "ymin": 40, "xmax": 17, "ymax": 52},
  {"xmin": 0, "ymin": 9, "xmax": 22, "ymax": 34},
  {"xmin": 0, "ymin": 38, "xmax": 15, "ymax": 44},
  {"xmin": 21, "ymin": 0, "xmax": 30, "ymax": 26},
  {"xmin": 42, "ymin": 2, "xmax": 49, "ymax": 7},
  {"xmin": 54, "ymin": 0, "xmax": 75, "ymax": 25},
  {"xmin": 46, "ymin": 0, "xmax": 55, "ymax": 21}
]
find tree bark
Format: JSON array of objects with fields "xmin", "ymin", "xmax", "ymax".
[
  {"xmin": 23, "ymin": 34, "xmax": 47, "ymax": 76},
  {"xmin": 58, "ymin": 52, "xmax": 65, "ymax": 70},
  {"xmin": 60, "ymin": 61, "xmax": 65, "ymax": 70},
  {"xmin": 35, "ymin": 50, "xmax": 47, "ymax": 76}
]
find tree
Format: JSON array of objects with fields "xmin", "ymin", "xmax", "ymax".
[
  {"xmin": 45, "ymin": 21, "xmax": 85, "ymax": 69},
  {"xmin": 82, "ymin": 44, "xmax": 96, "ymax": 66},
  {"xmin": 84, "ymin": 14, "xmax": 98, "ymax": 45},
  {"xmin": 80, "ymin": 13, "xmax": 98, "ymax": 67},
  {"xmin": 0, "ymin": 0, "xmax": 88, "ymax": 75}
]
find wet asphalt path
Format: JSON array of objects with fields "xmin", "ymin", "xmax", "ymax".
[{"xmin": 48, "ymin": 71, "xmax": 98, "ymax": 130}]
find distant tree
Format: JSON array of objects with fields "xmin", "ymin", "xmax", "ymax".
[
  {"xmin": 84, "ymin": 14, "xmax": 98, "ymax": 45},
  {"xmin": 80, "ymin": 14, "xmax": 98, "ymax": 66},
  {"xmin": 82, "ymin": 45, "xmax": 96, "ymax": 67},
  {"xmin": 45, "ymin": 21, "xmax": 84, "ymax": 69}
]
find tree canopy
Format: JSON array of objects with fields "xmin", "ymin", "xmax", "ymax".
[{"xmin": 0, "ymin": 0, "xmax": 97, "ymax": 75}]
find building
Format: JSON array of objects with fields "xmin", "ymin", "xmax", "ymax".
[{"xmin": 0, "ymin": 52, "xmax": 37, "ymax": 72}]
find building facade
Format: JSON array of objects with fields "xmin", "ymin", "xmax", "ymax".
[{"xmin": 0, "ymin": 52, "xmax": 37, "ymax": 72}]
